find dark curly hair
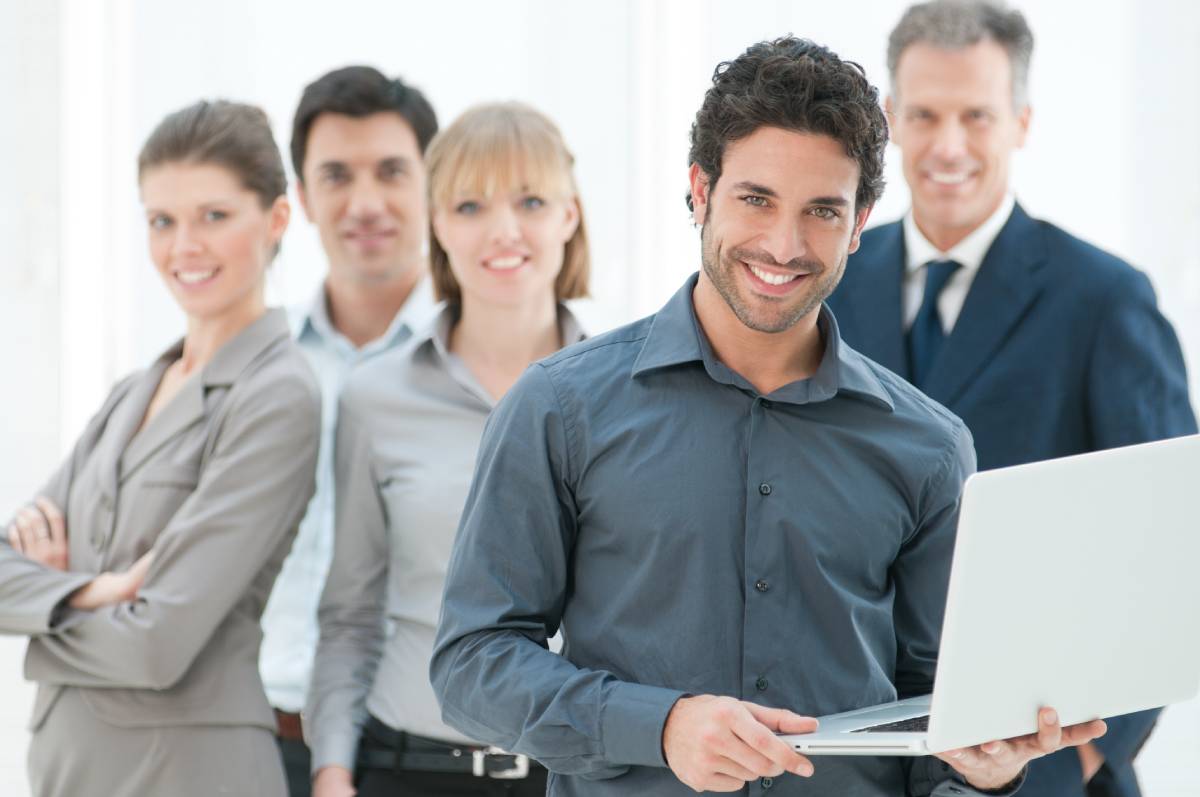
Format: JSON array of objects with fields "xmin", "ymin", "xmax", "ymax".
[{"xmin": 687, "ymin": 36, "xmax": 888, "ymax": 212}]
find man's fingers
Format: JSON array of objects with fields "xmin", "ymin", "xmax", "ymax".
[
  {"xmin": 1061, "ymin": 719, "xmax": 1107, "ymax": 747},
  {"xmin": 34, "ymin": 497, "xmax": 66, "ymax": 544},
  {"xmin": 743, "ymin": 703, "xmax": 820, "ymax": 735},
  {"xmin": 709, "ymin": 752, "xmax": 767, "ymax": 783},
  {"xmin": 731, "ymin": 706, "xmax": 813, "ymax": 777},
  {"xmin": 1035, "ymin": 708, "xmax": 1063, "ymax": 753},
  {"xmin": 939, "ymin": 746, "xmax": 988, "ymax": 771}
]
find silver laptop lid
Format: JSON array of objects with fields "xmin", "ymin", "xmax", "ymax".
[{"xmin": 927, "ymin": 435, "xmax": 1200, "ymax": 752}]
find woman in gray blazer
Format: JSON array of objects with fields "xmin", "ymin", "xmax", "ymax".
[
  {"xmin": 307, "ymin": 102, "xmax": 590, "ymax": 797},
  {"xmin": 0, "ymin": 100, "xmax": 320, "ymax": 797}
]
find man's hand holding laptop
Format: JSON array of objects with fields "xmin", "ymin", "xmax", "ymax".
[
  {"xmin": 934, "ymin": 707, "xmax": 1107, "ymax": 790},
  {"xmin": 661, "ymin": 696, "xmax": 1106, "ymax": 793}
]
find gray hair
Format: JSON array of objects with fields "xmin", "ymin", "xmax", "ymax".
[{"xmin": 887, "ymin": 0, "xmax": 1034, "ymax": 108}]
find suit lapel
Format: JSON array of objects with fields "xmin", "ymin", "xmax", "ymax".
[
  {"xmin": 848, "ymin": 222, "xmax": 909, "ymax": 377},
  {"xmin": 90, "ymin": 361, "xmax": 168, "ymax": 500},
  {"xmin": 921, "ymin": 204, "xmax": 1048, "ymax": 407},
  {"xmin": 118, "ymin": 368, "xmax": 206, "ymax": 483}
]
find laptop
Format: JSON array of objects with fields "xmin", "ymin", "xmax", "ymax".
[{"xmin": 782, "ymin": 434, "xmax": 1200, "ymax": 755}]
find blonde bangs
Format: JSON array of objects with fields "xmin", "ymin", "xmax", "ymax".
[{"xmin": 428, "ymin": 103, "xmax": 576, "ymax": 209}]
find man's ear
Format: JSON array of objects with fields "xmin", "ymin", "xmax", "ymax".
[
  {"xmin": 847, "ymin": 204, "xmax": 874, "ymax": 255},
  {"xmin": 688, "ymin": 163, "xmax": 711, "ymax": 226},
  {"xmin": 884, "ymin": 94, "xmax": 900, "ymax": 148},
  {"xmin": 1014, "ymin": 104, "xmax": 1032, "ymax": 149}
]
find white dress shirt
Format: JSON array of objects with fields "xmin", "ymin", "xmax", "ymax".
[
  {"xmin": 902, "ymin": 195, "xmax": 1016, "ymax": 333},
  {"xmin": 257, "ymin": 278, "xmax": 436, "ymax": 713}
]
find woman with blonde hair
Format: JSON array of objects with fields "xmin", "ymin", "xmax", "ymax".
[
  {"xmin": 308, "ymin": 101, "xmax": 590, "ymax": 797},
  {"xmin": 0, "ymin": 99, "xmax": 321, "ymax": 796}
]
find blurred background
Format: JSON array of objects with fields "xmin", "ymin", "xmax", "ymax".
[{"xmin": 1, "ymin": 0, "xmax": 1197, "ymax": 793}]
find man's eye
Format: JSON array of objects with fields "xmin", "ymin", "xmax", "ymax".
[
  {"xmin": 811, "ymin": 207, "xmax": 840, "ymax": 220},
  {"xmin": 742, "ymin": 195, "xmax": 768, "ymax": 207},
  {"xmin": 149, "ymin": 215, "xmax": 172, "ymax": 230},
  {"xmin": 204, "ymin": 210, "xmax": 228, "ymax": 223},
  {"xmin": 456, "ymin": 200, "xmax": 481, "ymax": 215}
]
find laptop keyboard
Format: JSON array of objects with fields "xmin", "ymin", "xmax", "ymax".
[{"xmin": 850, "ymin": 714, "xmax": 930, "ymax": 733}]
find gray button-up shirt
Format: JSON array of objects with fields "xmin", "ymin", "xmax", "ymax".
[
  {"xmin": 307, "ymin": 304, "xmax": 585, "ymax": 773},
  {"xmin": 432, "ymin": 275, "xmax": 991, "ymax": 796}
]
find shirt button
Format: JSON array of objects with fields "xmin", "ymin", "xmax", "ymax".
[
  {"xmin": 755, "ymin": 676, "xmax": 768, "ymax": 691},
  {"xmin": 758, "ymin": 482, "xmax": 772, "ymax": 496},
  {"xmin": 90, "ymin": 532, "xmax": 104, "ymax": 550},
  {"xmin": 761, "ymin": 400, "xmax": 773, "ymax": 410},
  {"xmin": 762, "ymin": 776, "xmax": 775, "ymax": 789},
  {"xmin": 755, "ymin": 579, "xmax": 770, "ymax": 593},
  {"xmin": 100, "ymin": 494, "xmax": 113, "ymax": 511}
]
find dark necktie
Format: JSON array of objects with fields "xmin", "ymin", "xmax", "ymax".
[{"xmin": 907, "ymin": 259, "xmax": 961, "ymax": 389}]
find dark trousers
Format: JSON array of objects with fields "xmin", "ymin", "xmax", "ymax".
[
  {"xmin": 276, "ymin": 735, "xmax": 313, "ymax": 797},
  {"xmin": 357, "ymin": 767, "xmax": 548, "ymax": 796},
  {"xmin": 355, "ymin": 718, "xmax": 547, "ymax": 797}
]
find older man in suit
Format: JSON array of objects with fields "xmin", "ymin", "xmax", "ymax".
[{"xmin": 827, "ymin": 2, "xmax": 1196, "ymax": 796}]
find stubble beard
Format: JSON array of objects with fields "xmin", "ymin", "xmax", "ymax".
[{"xmin": 699, "ymin": 215, "xmax": 844, "ymax": 335}]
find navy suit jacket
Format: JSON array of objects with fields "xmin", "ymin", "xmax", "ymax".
[{"xmin": 828, "ymin": 204, "xmax": 1197, "ymax": 797}]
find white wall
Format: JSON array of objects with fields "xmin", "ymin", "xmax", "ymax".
[{"xmin": 1, "ymin": 1, "xmax": 1198, "ymax": 794}]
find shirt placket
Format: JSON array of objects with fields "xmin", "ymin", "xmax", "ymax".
[{"xmin": 742, "ymin": 395, "xmax": 787, "ymax": 793}]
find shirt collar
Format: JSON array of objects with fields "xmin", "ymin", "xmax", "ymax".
[
  {"xmin": 414, "ymin": 302, "xmax": 589, "ymax": 366},
  {"xmin": 632, "ymin": 273, "xmax": 894, "ymax": 410},
  {"xmin": 293, "ymin": 276, "xmax": 438, "ymax": 354},
  {"xmin": 158, "ymin": 307, "xmax": 291, "ymax": 388},
  {"xmin": 903, "ymin": 193, "xmax": 1016, "ymax": 274}
]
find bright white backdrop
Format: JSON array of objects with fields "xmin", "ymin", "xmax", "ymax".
[{"xmin": 1, "ymin": 1, "xmax": 1198, "ymax": 794}]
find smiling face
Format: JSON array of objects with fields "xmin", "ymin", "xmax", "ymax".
[
  {"xmin": 431, "ymin": 182, "xmax": 579, "ymax": 310},
  {"xmin": 690, "ymin": 126, "xmax": 870, "ymax": 335},
  {"xmin": 140, "ymin": 161, "xmax": 288, "ymax": 324},
  {"xmin": 889, "ymin": 39, "xmax": 1030, "ymax": 250},
  {"xmin": 297, "ymin": 111, "xmax": 427, "ymax": 285}
]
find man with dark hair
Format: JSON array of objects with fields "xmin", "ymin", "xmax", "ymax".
[
  {"xmin": 431, "ymin": 36, "xmax": 1102, "ymax": 796},
  {"xmin": 827, "ymin": 3, "xmax": 1196, "ymax": 795},
  {"xmin": 257, "ymin": 65, "xmax": 439, "ymax": 797}
]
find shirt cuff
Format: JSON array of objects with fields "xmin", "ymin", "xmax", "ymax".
[
  {"xmin": 309, "ymin": 728, "xmax": 361, "ymax": 777},
  {"xmin": 931, "ymin": 767, "xmax": 1026, "ymax": 797},
  {"xmin": 600, "ymin": 681, "xmax": 686, "ymax": 768}
]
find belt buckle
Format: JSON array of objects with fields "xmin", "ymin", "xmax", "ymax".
[{"xmin": 472, "ymin": 746, "xmax": 530, "ymax": 779}]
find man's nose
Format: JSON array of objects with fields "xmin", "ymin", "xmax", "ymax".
[{"xmin": 347, "ymin": 179, "xmax": 386, "ymax": 221}]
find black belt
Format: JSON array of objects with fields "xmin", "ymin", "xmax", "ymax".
[{"xmin": 358, "ymin": 715, "xmax": 536, "ymax": 780}]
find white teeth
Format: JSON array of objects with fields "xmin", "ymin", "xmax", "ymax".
[
  {"xmin": 487, "ymin": 256, "xmax": 524, "ymax": 270},
  {"xmin": 930, "ymin": 172, "xmax": 969, "ymax": 185},
  {"xmin": 749, "ymin": 264, "xmax": 799, "ymax": 286},
  {"xmin": 177, "ymin": 269, "xmax": 216, "ymax": 284}
]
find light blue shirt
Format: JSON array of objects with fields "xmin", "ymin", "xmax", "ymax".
[{"xmin": 258, "ymin": 279, "xmax": 436, "ymax": 712}]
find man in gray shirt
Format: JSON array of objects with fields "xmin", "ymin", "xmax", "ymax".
[{"xmin": 431, "ymin": 36, "xmax": 1105, "ymax": 796}]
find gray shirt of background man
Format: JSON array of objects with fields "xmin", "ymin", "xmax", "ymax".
[
  {"xmin": 307, "ymin": 304, "xmax": 585, "ymax": 774},
  {"xmin": 431, "ymin": 275, "xmax": 999, "ymax": 796}
]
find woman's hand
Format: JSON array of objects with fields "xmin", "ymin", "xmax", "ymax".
[
  {"xmin": 68, "ymin": 551, "xmax": 156, "ymax": 611},
  {"xmin": 313, "ymin": 766, "xmax": 356, "ymax": 797},
  {"xmin": 7, "ymin": 497, "xmax": 69, "ymax": 570}
]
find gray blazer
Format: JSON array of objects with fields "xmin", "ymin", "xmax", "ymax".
[{"xmin": 0, "ymin": 309, "xmax": 319, "ymax": 737}]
